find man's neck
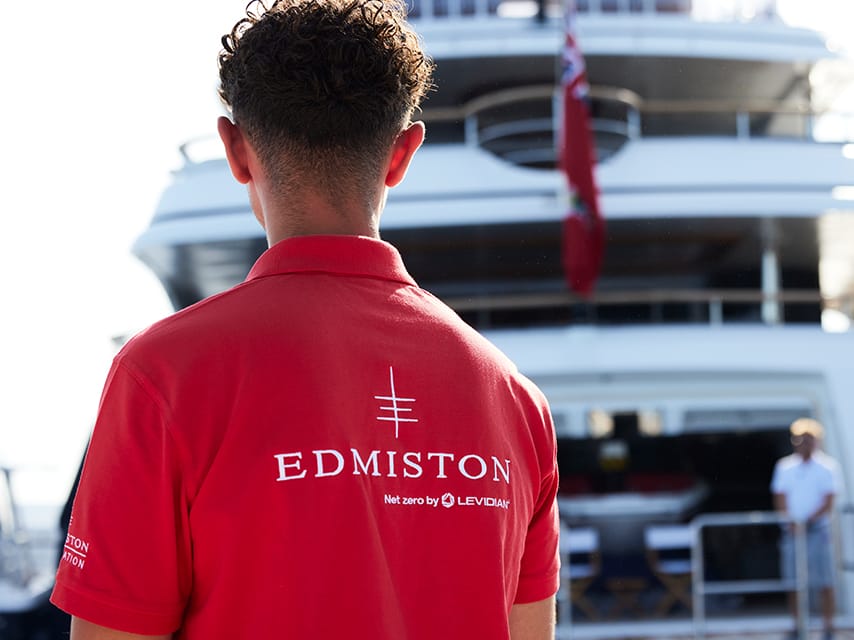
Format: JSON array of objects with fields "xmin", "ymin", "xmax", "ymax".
[
  {"xmin": 263, "ymin": 190, "xmax": 381, "ymax": 245},
  {"xmin": 269, "ymin": 218, "xmax": 379, "ymax": 244}
]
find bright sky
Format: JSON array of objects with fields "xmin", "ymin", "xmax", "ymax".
[
  {"xmin": 1, "ymin": 2, "xmax": 247, "ymax": 506},
  {"xmin": 0, "ymin": 1, "xmax": 852, "ymax": 510}
]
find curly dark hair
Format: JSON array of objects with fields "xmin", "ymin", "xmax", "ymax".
[{"xmin": 218, "ymin": 0, "xmax": 433, "ymax": 193}]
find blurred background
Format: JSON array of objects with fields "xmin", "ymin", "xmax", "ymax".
[
  {"xmin": 2, "ymin": 0, "xmax": 851, "ymax": 512},
  {"xmin": 0, "ymin": 0, "xmax": 854, "ymax": 640},
  {"xmin": 1, "ymin": 2, "xmax": 248, "ymax": 508}
]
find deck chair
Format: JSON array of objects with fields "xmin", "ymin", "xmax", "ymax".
[
  {"xmin": 559, "ymin": 524, "xmax": 601, "ymax": 621},
  {"xmin": 644, "ymin": 524, "xmax": 694, "ymax": 616}
]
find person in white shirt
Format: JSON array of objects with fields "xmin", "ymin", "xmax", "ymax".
[{"xmin": 771, "ymin": 417, "xmax": 841, "ymax": 640}]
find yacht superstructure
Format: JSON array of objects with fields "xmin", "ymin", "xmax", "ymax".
[{"xmin": 132, "ymin": 0, "xmax": 854, "ymax": 635}]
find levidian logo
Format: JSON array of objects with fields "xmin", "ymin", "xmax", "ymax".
[{"xmin": 383, "ymin": 492, "xmax": 510, "ymax": 510}]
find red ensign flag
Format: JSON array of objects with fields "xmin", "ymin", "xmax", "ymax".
[{"xmin": 559, "ymin": 0, "xmax": 605, "ymax": 297}]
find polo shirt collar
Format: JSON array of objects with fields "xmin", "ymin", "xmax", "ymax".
[{"xmin": 246, "ymin": 235, "xmax": 416, "ymax": 287}]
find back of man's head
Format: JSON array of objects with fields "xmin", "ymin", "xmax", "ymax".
[{"xmin": 218, "ymin": 0, "xmax": 433, "ymax": 193}]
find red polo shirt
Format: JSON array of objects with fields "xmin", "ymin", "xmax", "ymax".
[{"xmin": 51, "ymin": 235, "xmax": 559, "ymax": 639}]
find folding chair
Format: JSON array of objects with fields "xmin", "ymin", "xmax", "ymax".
[
  {"xmin": 644, "ymin": 524, "xmax": 694, "ymax": 616},
  {"xmin": 558, "ymin": 524, "xmax": 601, "ymax": 621}
]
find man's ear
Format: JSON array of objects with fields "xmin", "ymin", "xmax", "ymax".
[
  {"xmin": 385, "ymin": 121, "xmax": 425, "ymax": 188},
  {"xmin": 217, "ymin": 116, "xmax": 252, "ymax": 184}
]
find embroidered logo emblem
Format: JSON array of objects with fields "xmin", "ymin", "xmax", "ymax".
[{"xmin": 374, "ymin": 366, "xmax": 418, "ymax": 439}]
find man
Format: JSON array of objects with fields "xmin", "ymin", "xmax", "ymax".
[
  {"xmin": 771, "ymin": 417, "xmax": 841, "ymax": 640},
  {"xmin": 50, "ymin": 1, "xmax": 560, "ymax": 638}
]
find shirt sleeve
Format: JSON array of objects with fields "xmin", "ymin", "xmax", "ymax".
[
  {"xmin": 50, "ymin": 357, "xmax": 192, "ymax": 635},
  {"xmin": 514, "ymin": 391, "xmax": 560, "ymax": 604},
  {"xmin": 770, "ymin": 460, "xmax": 785, "ymax": 494},
  {"xmin": 514, "ymin": 464, "xmax": 560, "ymax": 604}
]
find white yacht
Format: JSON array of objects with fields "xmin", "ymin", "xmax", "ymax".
[{"xmin": 132, "ymin": 0, "xmax": 854, "ymax": 636}]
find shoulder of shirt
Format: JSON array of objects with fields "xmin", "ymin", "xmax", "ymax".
[
  {"xmin": 775, "ymin": 454, "xmax": 801, "ymax": 470},
  {"xmin": 813, "ymin": 450, "xmax": 840, "ymax": 471},
  {"xmin": 415, "ymin": 288, "xmax": 518, "ymax": 364},
  {"xmin": 412, "ymin": 289, "xmax": 550, "ymax": 409},
  {"xmin": 116, "ymin": 282, "xmax": 258, "ymax": 359}
]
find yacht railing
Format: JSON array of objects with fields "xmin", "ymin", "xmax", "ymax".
[
  {"xmin": 443, "ymin": 288, "xmax": 853, "ymax": 327},
  {"xmin": 692, "ymin": 511, "xmax": 810, "ymax": 640},
  {"xmin": 407, "ymin": 0, "xmax": 780, "ymax": 22},
  {"xmin": 422, "ymin": 84, "xmax": 853, "ymax": 169},
  {"xmin": 446, "ymin": 289, "xmax": 824, "ymax": 310},
  {"xmin": 841, "ymin": 505, "xmax": 854, "ymax": 575}
]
